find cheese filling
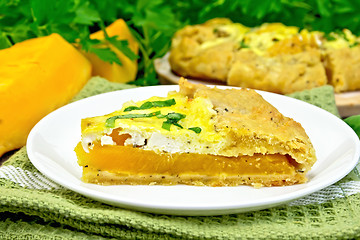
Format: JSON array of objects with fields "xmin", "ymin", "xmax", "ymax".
[{"xmin": 80, "ymin": 91, "xmax": 231, "ymax": 155}]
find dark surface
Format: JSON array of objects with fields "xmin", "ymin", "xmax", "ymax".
[{"xmin": 0, "ymin": 150, "xmax": 17, "ymax": 166}]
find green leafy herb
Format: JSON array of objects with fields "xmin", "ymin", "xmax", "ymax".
[
  {"xmin": 323, "ymin": 32, "xmax": 336, "ymax": 41},
  {"xmin": 89, "ymin": 47, "xmax": 122, "ymax": 65},
  {"xmin": 344, "ymin": 115, "xmax": 360, "ymax": 139},
  {"xmin": 125, "ymin": 0, "xmax": 183, "ymax": 85},
  {"xmin": 161, "ymin": 121, "xmax": 172, "ymax": 131},
  {"xmin": 0, "ymin": 0, "xmax": 138, "ymax": 67},
  {"xmin": 239, "ymin": 39, "xmax": 249, "ymax": 48},
  {"xmin": 188, "ymin": 127, "xmax": 202, "ymax": 134},
  {"xmin": 124, "ymin": 98, "xmax": 176, "ymax": 112},
  {"xmin": 107, "ymin": 36, "xmax": 138, "ymax": 61},
  {"xmin": 350, "ymin": 41, "xmax": 359, "ymax": 48},
  {"xmin": 325, "ymin": 29, "xmax": 352, "ymax": 42},
  {"xmin": 336, "ymin": 29, "xmax": 349, "ymax": 41},
  {"xmin": 161, "ymin": 112, "xmax": 186, "ymax": 130},
  {"xmin": 105, "ymin": 110, "xmax": 186, "ymax": 131},
  {"xmin": 105, "ymin": 111, "xmax": 161, "ymax": 128}
]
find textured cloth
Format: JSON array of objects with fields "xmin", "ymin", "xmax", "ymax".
[
  {"xmin": 1, "ymin": 77, "xmax": 360, "ymax": 239},
  {"xmin": 287, "ymin": 85, "xmax": 340, "ymax": 117}
]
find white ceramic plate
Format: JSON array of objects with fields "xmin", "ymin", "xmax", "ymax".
[{"xmin": 27, "ymin": 85, "xmax": 360, "ymax": 216}]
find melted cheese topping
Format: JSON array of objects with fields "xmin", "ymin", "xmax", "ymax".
[
  {"xmin": 200, "ymin": 23, "xmax": 250, "ymax": 50},
  {"xmin": 244, "ymin": 23, "xmax": 299, "ymax": 55},
  {"xmin": 81, "ymin": 91, "xmax": 230, "ymax": 156},
  {"xmin": 189, "ymin": 20, "xmax": 359, "ymax": 56}
]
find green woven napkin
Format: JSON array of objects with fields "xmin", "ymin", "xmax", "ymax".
[
  {"xmin": 287, "ymin": 85, "xmax": 340, "ymax": 117},
  {"xmin": 1, "ymin": 78, "xmax": 360, "ymax": 240}
]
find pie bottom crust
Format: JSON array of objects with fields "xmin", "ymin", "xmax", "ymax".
[{"xmin": 82, "ymin": 167, "xmax": 307, "ymax": 188}]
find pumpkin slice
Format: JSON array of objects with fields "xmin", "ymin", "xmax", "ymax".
[{"xmin": 0, "ymin": 33, "xmax": 91, "ymax": 157}]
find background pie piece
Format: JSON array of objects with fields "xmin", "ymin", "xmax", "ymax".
[{"xmin": 169, "ymin": 18, "xmax": 360, "ymax": 94}]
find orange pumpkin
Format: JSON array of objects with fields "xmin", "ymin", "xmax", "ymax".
[
  {"xmin": 83, "ymin": 19, "xmax": 139, "ymax": 83},
  {"xmin": 0, "ymin": 33, "xmax": 92, "ymax": 157}
]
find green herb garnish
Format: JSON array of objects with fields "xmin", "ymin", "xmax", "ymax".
[
  {"xmin": 161, "ymin": 121, "xmax": 172, "ymax": 131},
  {"xmin": 188, "ymin": 127, "xmax": 202, "ymax": 134},
  {"xmin": 336, "ymin": 29, "xmax": 348, "ymax": 41},
  {"xmin": 164, "ymin": 112, "xmax": 186, "ymax": 121},
  {"xmin": 161, "ymin": 112, "xmax": 186, "ymax": 130},
  {"xmin": 350, "ymin": 42, "xmax": 359, "ymax": 48},
  {"xmin": 324, "ymin": 32, "xmax": 336, "ymax": 41},
  {"xmin": 124, "ymin": 99, "xmax": 176, "ymax": 112},
  {"xmin": 105, "ymin": 111, "xmax": 161, "ymax": 128},
  {"xmin": 105, "ymin": 110, "xmax": 186, "ymax": 130},
  {"xmin": 240, "ymin": 39, "xmax": 249, "ymax": 49},
  {"xmin": 325, "ymin": 30, "xmax": 349, "ymax": 42}
]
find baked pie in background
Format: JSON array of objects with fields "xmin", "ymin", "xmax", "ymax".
[{"xmin": 169, "ymin": 18, "xmax": 360, "ymax": 94}]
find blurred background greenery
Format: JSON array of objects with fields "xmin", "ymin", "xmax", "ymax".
[{"xmin": 1, "ymin": 0, "xmax": 359, "ymax": 85}]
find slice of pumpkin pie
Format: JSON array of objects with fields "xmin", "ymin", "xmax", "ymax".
[{"xmin": 74, "ymin": 78, "xmax": 316, "ymax": 187}]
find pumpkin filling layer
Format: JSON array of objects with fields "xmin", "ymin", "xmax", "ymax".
[{"xmin": 75, "ymin": 142, "xmax": 304, "ymax": 187}]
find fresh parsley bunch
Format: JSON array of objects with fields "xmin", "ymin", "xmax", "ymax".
[
  {"xmin": 1, "ymin": 0, "xmax": 360, "ymax": 86},
  {"xmin": 0, "ymin": 0, "xmax": 137, "ymax": 66},
  {"xmin": 0, "ymin": 0, "xmax": 183, "ymax": 86}
]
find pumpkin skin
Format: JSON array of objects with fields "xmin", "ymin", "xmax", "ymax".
[
  {"xmin": 0, "ymin": 33, "xmax": 92, "ymax": 157},
  {"xmin": 84, "ymin": 19, "xmax": 139, "ymax": 83}
]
